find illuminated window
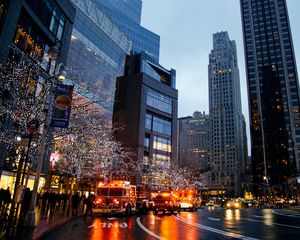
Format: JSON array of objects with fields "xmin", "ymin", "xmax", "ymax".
[
  {"xmin": 153, "ymin": 136, "xmax": 171, "ymax": 152},
  {"xmin": 14, "ymin": 25, "xmax": 44, "ymax": 61}
]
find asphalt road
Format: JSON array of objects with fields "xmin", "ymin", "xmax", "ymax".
[{"xmin": 43, "ymin": 207, "xmax": 300, "ymax": 240}]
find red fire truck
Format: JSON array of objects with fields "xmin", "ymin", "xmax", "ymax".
[
  {"xmin": 173, "ymin": 188, "xmax": 199, "ymax": 211},
  {"xmin": 93, "ymin": 180, "xmax": 136, "ymax": 215}
]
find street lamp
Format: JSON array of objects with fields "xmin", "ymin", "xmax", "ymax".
[{"xmin": 26, "ymin": 46, "xmax": 63, "ymax": 227}]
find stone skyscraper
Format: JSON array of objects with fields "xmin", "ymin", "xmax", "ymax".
[
  {"xmin": 240, "ymin": 0, "xmax": 300, "ymax": 191},
  {"xmin": 208, "ymin": 32, "xmax": 245, "ymax": 195}
]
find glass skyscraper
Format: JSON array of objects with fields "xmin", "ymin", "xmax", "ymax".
[
  {"xmin": 208, "ymin": 32, "xmax": 245, "ymax": 195},
  {"xmin": 68, "ymin": 0, "xmax": 132, "ymax": 120},
  {"xmin": 96, "ymin": 0, "xmax": 160, "ymax": 62},
  {"xmin": 240, "ymin": 0, "xmax": 300, "ymax": 190}
]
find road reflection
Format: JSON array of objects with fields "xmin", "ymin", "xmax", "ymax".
[
  {"xmin": 89, "ymin": 217, "xmax": 135, "ymax": 240},
  {"xmin": 262, "ymin": 209, "xmax": 274, "ymax": 226},
  {"xmin": 224, "ymin": 209, "xmax": 244, "ymax": 235}
]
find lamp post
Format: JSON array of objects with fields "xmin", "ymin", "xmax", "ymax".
[{"xmin": 25, "ymin": 46, "xmax": 65, "ymax": 227}]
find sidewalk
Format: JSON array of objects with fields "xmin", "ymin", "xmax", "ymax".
[{"xmin": 12, "ymin": 203, "xmax": 84, "ymax": 240}]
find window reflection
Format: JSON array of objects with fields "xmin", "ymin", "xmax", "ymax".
[
  {"xmin": 25, "ymin": 0, "xmax": 65, "ymax": 41},
  {"xmin": 146, "ymin": 88, "xmax": 172, "ymax": 114},
  {"xmin": 145, "ymin": 112, "xmax": 171, "ymax": 136},
  {"xmin": 153, "ymin": 136, "xmax": 171, "ymax": 152}
]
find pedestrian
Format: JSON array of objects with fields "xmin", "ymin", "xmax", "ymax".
[
  {"xmin": 72, "ymin": 192, "xmax": 80, "ymax": 216},
  {"xmin": 0, "ymin": 188, "xmax": 4, "ymax": 207},
  {"xmin": 84, "ymin": 194, "xmax": 94, "ymax": 218},
  {"xmin": 3, "ymin": 187, "xmax": 11, "ymax": 207},
  {"xmin": 20, "ymin": 188, "xmax": 31, "ymax": 222},
  {"xmin": 42, "ymin": 190, "xmax": 49, "ymax": 212},
  {"xmin": 48, "ymin": 191, "xmax": 56, "ymax": 214}
]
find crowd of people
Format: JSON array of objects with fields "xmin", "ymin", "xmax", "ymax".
[{"xmin": 1, "ymin": 187, "xmax": 95, "ymax": 223}]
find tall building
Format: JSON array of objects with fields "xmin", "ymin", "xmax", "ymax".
[
  {"xmin": 68, "ymin": 0, "xmax": 132, "ymax": 120},
  {"xmin": 178, "ymin": 111, "xmax": 210, "ymax": 173},
  {"xmin": 96, "ymin": 0, "xmax": 160, "ymax": 62},
  {"xmin": 240, "ymin": 0, "xmax": 300, "ymax": 190},
  {"xmin": 178, "ymin": 116, "xmax": 192, "ymax": 167},
  {"xmin": 208, "ymin": 31, "xmax": 245, "ymax": 195},
  {"xmin": 113, "ymin": 52, "xmax": 178, "ymax": 188}
]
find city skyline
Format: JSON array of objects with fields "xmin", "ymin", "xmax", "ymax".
[{"xmin": 142, "ymin": 0, "xmax": 300, "ymax": 151}]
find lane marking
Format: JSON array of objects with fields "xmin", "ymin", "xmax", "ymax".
[
  {"xmin": 253, "ymin": 215, "xmax": 264, "ymax": 218},
  {"xmin": 240, "ymin": 217, "xmax": 300, "ymax": 229},
  {"xmin": 175, "ymin": 215, "xmax": 259, "ymax": 240},
  {"xmin": 87, "ymin": 222, "xmax": 128, "ymax": 228},
  {"xmin": 208, "ymin": 217, "xmax": 221, "ymax": 221},
  {"xmin": 87, "ymin": 223, "xmax": 96, "ymax": 228},
  {"xmin": 136, "ymin": 217, "xmax": 165, "ymax": 240},
  {"xmin": 272, "ymin": 210, "xmax": 300, "ymax": 218}
]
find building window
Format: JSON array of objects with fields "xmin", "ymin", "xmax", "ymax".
[
  {"xmin": 14, "ymin": 25, "xmax": 44, "ymax": 61},
  {"xmin": 153, "ymin": 115, "xmax": 171, "ymax": 135},
  {"xmin": 145, "ymin": 112, "xmax": 171, "ymax": 136},
  {"xmin": 49, "ymin": 9, "xmax": 65, "ymax": 40},
  {"xmin": 153, "ymin": 136, "xmax": 171, "ymax": 153},
  {"xmin": 146, "ymin": 88, "xmax": 172, "ymax": 114},
  {"xmin": 25, "ymin": 0, "xmax": 65, "ymax": 41},
  {"xmin": 153, "ymin": 153, "xmax": 171, "ymax": 167},
  {"xmin": 145, "ymin": 113, "xmax": 152, "ymax": 130},
  {"xmin": 144, "ymin": 134, "xmax": 150, "ymax": 151}
]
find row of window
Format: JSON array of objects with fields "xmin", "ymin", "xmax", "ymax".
[
  {"xmin": 146, "ymin": 88, "xmax": 172, "ymax": 114},
  {"xmin": 144, "ymin": 135, "xmax": 172, "ymax": 153},
  {"xmin": 25, "ymin": 0, "xmax": 65, "ymax": 41},
  {"xmin": 146, "ymin": 112, "xmax": 171, "ymax": 136}
]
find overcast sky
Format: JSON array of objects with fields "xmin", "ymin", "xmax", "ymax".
[{"xmin": 141, "ymin": 0, "xmax": 300, "ymax": 152}]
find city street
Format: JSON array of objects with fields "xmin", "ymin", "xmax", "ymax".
[{"xmin": 43, "ymin": 207, "xmax": 300, "ymax": 240}]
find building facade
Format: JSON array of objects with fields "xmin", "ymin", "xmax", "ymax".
[
  {"xmin": 178, "ymin": 116, "xmax": 192, "ymax": 167},
  {"xmin": 113, "ymin": 52, "xmax": 178, "ymax": 188},
  {"xmin": 208, "ymin": 31, "xmax": 246, "ymax": 195},
  {"xmin": 240, "ymin": 0, "xmax": 300, "ymax": 191},
  {"xmin": 0, "ymin": 0, "xmax": 75, "ymax": 187},
  {"xmin": 178, "ymin": 111, "xmax": 210, "ymax": 173},
  {"xmin": 96, "ymin": 0, "xmax": 160, "ymax": 62},
  {"xmin": 68, "ymin": 0, "xmax": 132, "ymax": 120}
]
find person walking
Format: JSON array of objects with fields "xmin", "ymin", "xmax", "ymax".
[
  {"xmin": 84, "ymin": 194, "xmax": 94, "ymax": 218},
  {"xmin": 71, "ymin": 192, "xmax": 80, "ymax": 216}
]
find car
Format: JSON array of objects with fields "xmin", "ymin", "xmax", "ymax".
[
  {"xmin": 151, "ymin": 192, "xmax": 180, "ymax": 215},
  {"xmin": 206, "ymin": 200, "xmax": 215, "ymax": 207},
  {"xmin": 226, "ymin": 200, "xmax": 241, "ymax": 209}
]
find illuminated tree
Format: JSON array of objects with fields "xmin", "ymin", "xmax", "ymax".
[
  {"xmin": 138, "ymin": 160, "xmax": 203, "ymax": 191},
  {"xmin": 0, "ymin": 48, "xmax": 51, "ymax": 171},
  {"xmin": 50, "ymin": 95, "xmax": 136, "ymax": 184}
]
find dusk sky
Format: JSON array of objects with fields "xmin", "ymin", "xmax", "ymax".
[{"xmin": 141, "ymin": 0, "xmax": 300, "ymax": 152}]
